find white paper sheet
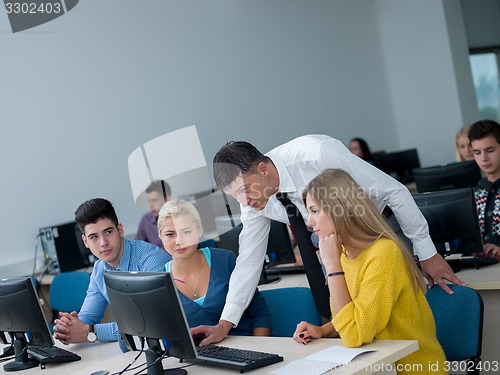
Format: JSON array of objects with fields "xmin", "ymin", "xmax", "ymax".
[{"xmin": 271, "ymin": 345, "xmax": 375, "ymax": 375}]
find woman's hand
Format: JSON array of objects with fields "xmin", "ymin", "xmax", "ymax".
[
  {"xmin": 293, "ymin": 321, "xmax": 324, "ymax": 345},
  {"xmin": 319, "ymin": 234, "xmax": 342, "ymax": 269}
]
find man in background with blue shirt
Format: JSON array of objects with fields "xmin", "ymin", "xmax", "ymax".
[{"xmin": 53, "ymin": 198, "xmax": 170, "ymax": 347}]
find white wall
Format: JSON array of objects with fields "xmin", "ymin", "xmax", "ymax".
[
  {"xmin": 0, "ymin": 0, "xmax": 478, "ymax": 276},
  {"xmin": 375, "ymin": 0, "xmax": 478, "ymax": 167}
]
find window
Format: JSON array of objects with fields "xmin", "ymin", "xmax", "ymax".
[{"xmin": 469, "ymin": 49, "xmax": 500, "ymax": 122}]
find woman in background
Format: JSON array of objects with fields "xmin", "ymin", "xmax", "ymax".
[
  {"xmin": 293, "ymin": 169, "xmax": 446, "ymax": 375},
  {"xmin": 455, "ymin": 125, "xmax": 474, "ymax": 162},
  {"xmin": 348, "ymin": 137, "xmax": 375, "ymax": 165},
  {"xmin": 158, "ymin": 199, "xmax": 271, "ymax": 337}
]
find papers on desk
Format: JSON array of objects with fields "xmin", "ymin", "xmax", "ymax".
[{"xmin": 271, "ymin": 345, "xmax": 375, "ymax": 375}]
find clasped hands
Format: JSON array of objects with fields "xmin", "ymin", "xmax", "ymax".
[{"xmin": 53, "ymin": 311, "xmax": 89, "ymax": 344}]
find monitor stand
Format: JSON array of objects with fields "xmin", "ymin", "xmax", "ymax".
[
  {"xmin": 145, "ymin": 338, "xmax": 187, "ymax": 375},
  {"xmin": 3, "ymin": 335, "xmax": 38, "ymax": 372}
]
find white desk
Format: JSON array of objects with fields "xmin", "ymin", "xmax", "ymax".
[
  {"xmin": 14, "ymin": 337, "xmax": 417, "ymax": 375},
  {"xmin": 262, "ymin": 264, "xmax": 500, "ymax": 367}
]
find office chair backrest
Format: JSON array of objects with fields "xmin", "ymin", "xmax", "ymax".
[
  {"xmin": 426, "ymin": 285, "xmax": 484, "ymax": 364},
  {"xmin": 260, "ymin": 287, "xmax": 322, "ymax": 337},
  {"xmin": 50, "ymin": 271, "xmax": 90, "ymax": 313}
]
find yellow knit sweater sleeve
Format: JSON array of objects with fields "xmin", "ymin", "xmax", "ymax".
[
  {"xmin": 332, "ymin": 238, "xmax": 411, "ymax": 347},
  {"xmin": 331, "ymin": 238, "xmax": 447, "ymax": 374}
]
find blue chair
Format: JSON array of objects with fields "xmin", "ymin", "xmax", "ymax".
[
  {"xmin": 30, "ymin": 276, "xmax": 39, "ymax": 291},
  {"xmin": 260, "ymin": 287, "xmax": 322, "ymax": 337},
  {"xmin": 426, "ymin": 285, "xmax": 484, "ymax": 375},
  {"xmin": 49, "ymin": 271, "xmax": 90, "ymax": 332}
]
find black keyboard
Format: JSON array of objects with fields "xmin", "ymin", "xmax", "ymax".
[
  {"xmin": 266, "ymin": 264, "xmax": 305, "ymax": 275},
  {"xmin": 446, "ymin": 257, "xmax": 499, "ymax": 272},
  {"xmin": 196, "ymin": 345, "xmax": 283, "ymax": 372},
  {"xmin": 27, "ymin": 345, "xmax": 81, "ymax": 364}
]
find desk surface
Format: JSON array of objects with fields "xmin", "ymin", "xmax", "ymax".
[
  {"xmin": 452, "ymin": 260, "xmax": 500, "ymax": 290},
  {"xmin": 13, "ymin": 337, "xmax": 417, "ymax": 375},
  {"xmin": 258, "ymin": 260, "xmax": 500, "ymax": 292},
  {"xmin": 37, "ymin": 267, "xmax": 93, "ymax": 286}
]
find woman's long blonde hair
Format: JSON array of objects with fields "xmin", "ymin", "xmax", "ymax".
[{"xmin": 302, "ymin": 168, "xmax": 425, "ymax": 292}]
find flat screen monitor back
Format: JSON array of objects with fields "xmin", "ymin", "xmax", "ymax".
[
  {"xmin": 39, "ymin": 222, "xmax": 93, "ymax": 273},
  {"xmin": 374, "ymin": 148, "xmax": 420, "ymax": 184},
  {"xmin": 0, "ymin": 277, "xmax": 54, "ymax": 371},
  {"xmin": 412, "ymin": 160, "xmax": 482, "ymax": 193},
  {"xmin": 217, "ymin": 220, "xmax": 295, "ymax": 265},
  {"xmin": 104, "ymin": 271, "xmax": 197, "ymax": 368},
  {"xmin": 386, "ymin": 188, "xmax": 483, "ymax": 257}
]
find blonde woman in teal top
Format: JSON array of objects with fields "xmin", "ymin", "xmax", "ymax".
[{"xmin": 158, "ymin": 199, "xmax": 271, "ymax": 339}]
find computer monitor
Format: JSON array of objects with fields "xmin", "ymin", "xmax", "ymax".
[
  {"xmin": 0, "ymin": 277, "xmax": 54, "ymax": 371},
  {"xmin": 412, "ymin": 160, "xmax": 482, "ymax": 193},
  {"xmin": 386, "ymin": 188, "xmax": 483, "ymax": 258},
  {"xmin": 104, "ymin": 271, "xmax": 194, "ymax": 375},
  {"xmin": 373, "ymin": 148, "xmax": 421, "ymax": 183},
  {"xmin": 217, "ymin": 220, "xmax": 296, "ymax": 284},
  {"xmin": 39, "ymin": 221, "xmax": 95, "ymax": 274}
]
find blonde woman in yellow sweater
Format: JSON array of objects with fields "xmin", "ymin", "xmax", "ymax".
[{"xmin": 293, "ymin": 169, "xmax": 446, "ymax": 375}]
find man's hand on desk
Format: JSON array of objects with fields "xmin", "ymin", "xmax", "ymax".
[
  {"xmin": 190, "ymin": 320, "xmax": 233, "ymax": 346},
  {"xmin": 53, "ymin": 311, "xmax": 88, "ymax": 344},
  {"xmin": 420, "ymin": 253, "xmax": 466, "ymax": 294}
]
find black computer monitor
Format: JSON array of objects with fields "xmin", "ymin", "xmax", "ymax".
[
  {"xmin": 217, "ymin": 220, "xmax": 296, "ymax": 284},
  {"xmin": 387, "ymin": 188, "xmax": 483, "ymax": 258},
  {"xmin": 39, "ymin": 222, "xmax": 95, "ymax": 274},
  {"xmin": 104, "ymin": 271, "xmax": 193, "ymax": 375},
  {"xmin": 0, "ymin": 277, "xmax": 54, "ymax": 371},
  {"xmin": 373, "ymin": 148, "xmax": 421, "ymax": 183},
  {"xmin": 412, "ymin": 160, "xmax": 482, "ymax": 193}
]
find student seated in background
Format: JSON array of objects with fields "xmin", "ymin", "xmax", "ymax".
[
  {"xmin": 293, "ymin": 169, "xmax": 446, "ymax": 375},
  {"xmin": 158, "ymin": 199, "xmax": 271, "ymax": 337},
  {"xmin": 53, "ymin": 198, "xmax": 170, "ymax": 348},
  {"xmin": 455, "ymin": 125, "xmax": 474, "ymax": 162},
  {"xmin": 469, "ymin": 119, "xmax": 500, "ymax": 260},
  {"xmin": 136, "ymin": 179, "xmax": 171, "ymax": 247},
  {"xmin": 348, "ymin": 137, "xmax": 375, "ymax": 165}
]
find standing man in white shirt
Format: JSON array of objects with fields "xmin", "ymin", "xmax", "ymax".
[{"xmin": 191, "ymin": 134, "xmax": 465, "ymax": 345}]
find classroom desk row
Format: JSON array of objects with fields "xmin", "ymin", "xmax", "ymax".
[
  {"xmin": 16, "ymin": 336, "xmax": 417, "ymax": 375},
  {"xmin": 258, "ymin": 261, "xmax": 500, "ymax": 367}
]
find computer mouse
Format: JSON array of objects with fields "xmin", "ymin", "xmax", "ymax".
[{"xmin": 90, "ymin": 370, "xmax": 109, "ymax": 375}]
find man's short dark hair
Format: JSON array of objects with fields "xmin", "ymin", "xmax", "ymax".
[
  {"xmin": 145, "ymin": 180, "xmax": 171, "ymax": 199},
  {"xmin": 212, "ymin": 141, "xmax": 269, "ymax": 189},
  {"xmin": 75, "ymin": 198, "xmax": 119, "ymax": 234},
  {"xmin": 468, "ymin": 119, "xmax": 500, "ymax": 144}
]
